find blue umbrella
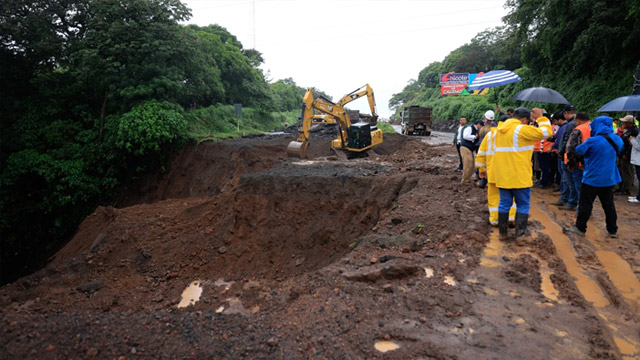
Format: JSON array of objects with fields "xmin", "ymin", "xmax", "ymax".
[
  {"xmin": 467, "ymin": 70, "xmax": 521, "ymax": 91},
  {"xmin": 597, "ymin": 95, "xmax": 640, "ymax": 112},
  {"xmin": 511, "ymin": 87, "xmax": 570, "ymax": 104}
]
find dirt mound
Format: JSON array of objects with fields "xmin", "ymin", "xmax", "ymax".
[
  {"xmin": 117, "ymin": 132, "xmax": 411, "ymax": 207},
  {"xmin": 0, "ymin": 131, "xmax": 631, "ymax": 359},
  {"xmin": 370, "ymin": 133, "xmax": 408, "ymax": 155},
  {"xmin": 116, "ymin": 136, "xmax": 292, "ymax": 206},
  {"xmin": 9, "ymin": 153, "xmax": 411, "ymax": 313},
  {"xmin": 432, "ymin": 118, "xmax": 458, "ymax": 132},
  {"xmin": 225, "ymin": 166, "xmax": 409, "ymax": 279},
  {"xmin": 380, "ymin": 137, "xmax": 444, "ymax": 163}
]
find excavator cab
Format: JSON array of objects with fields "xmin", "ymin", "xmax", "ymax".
[{"xmin": 347, "ymin": 122, "xmax": 373, "ymax": 149}]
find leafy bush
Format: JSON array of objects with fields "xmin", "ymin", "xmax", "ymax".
[
  {"xmin": 376, "ymin": 122, "xmax": 397, "ymax": 134},
  {"xmin": 116, "ymin": 100, "xmax": 187, "ymax": 155}
]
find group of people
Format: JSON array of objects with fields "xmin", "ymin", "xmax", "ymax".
[{"xmin": 452, "ymin": 105, "xmax": 639, "ymax": 240}]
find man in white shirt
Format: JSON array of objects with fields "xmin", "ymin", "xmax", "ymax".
[
  {"xmin": 460, "ymin": 120, "xmax": 482, "ymax": 184},
  {"xmin": 453, "ymin": 117, "xmax": 467, "ymax": 172}
]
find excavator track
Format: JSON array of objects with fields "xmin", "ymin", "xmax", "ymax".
[{"xmin": 330, "ymin": 147, "xmax": 349, "ymax": 161}]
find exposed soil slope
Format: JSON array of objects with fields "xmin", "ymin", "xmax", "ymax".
[{"xmin": 1, "ymin": 132, "xmax": 638, "ymax": 359}]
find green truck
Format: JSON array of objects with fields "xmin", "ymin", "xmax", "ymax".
[{"xmin": 401, "ymin": 105, "xmax": 432, "ymax": 136}]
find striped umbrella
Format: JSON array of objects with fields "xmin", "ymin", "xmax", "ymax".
[{"xmin": 467, "ymin": 70, "xmax": 521, "ymax": 91}]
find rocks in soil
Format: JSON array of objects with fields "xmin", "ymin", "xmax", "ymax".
[
  {"xmin": 77, "ymin": 280, "xmax": 104, "ymax": 294},
  {"xmin": 342, "ymin": 261, "xmax": 419, "ymax": 282},
  {"xmin": 381, "ymin": 263, "xmax": 419, "ymax": 279},
  {"xmin": 90, "ymin": 232, "xmax": 107, "ymax": 253}
]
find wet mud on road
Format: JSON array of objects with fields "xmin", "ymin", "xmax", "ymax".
[{"xmin": 1, "ymin": 131, "xmax": 638, "ymax": 359}]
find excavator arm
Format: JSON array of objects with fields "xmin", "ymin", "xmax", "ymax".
[
  {"xmin": 287, "ymin": 89, "xmax": 351, "ymax": 158},
  {"xmin": 337, "ymin": 84, "xmax": 378, "ymax": 124}
]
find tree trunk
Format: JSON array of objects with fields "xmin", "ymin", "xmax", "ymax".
[
  {"xmin": 632, "ymin": 60, "xmax": 640, "ymax": 95},
  {"xmin": 98, "ymin": 89, "xmax": 108, "ymax": 143}
]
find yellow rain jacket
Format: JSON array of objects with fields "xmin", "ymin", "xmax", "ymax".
[
  {"xmin": 475, "ymin": 128, "xmax": 497, "ymax": 181},
  {"xmin": 476, "ymin": 127, "xmax": 516, "ymax": 222},
  {"xmin": 493, "ymin": 117, "xmax": 552, "ymax": 189}
]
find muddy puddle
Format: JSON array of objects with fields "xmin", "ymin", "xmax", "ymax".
[
  {"xmin": 529, "ymin": 203, "xmax": 610, "ymax": 307},
  {"xmin": 584, "ymin": 229, "xmax": 640, "ymax": 310},
  {"xmin": 177, "ymin": 280, "xmax": 203, "ymax": 308},
  {"xmin": 473, "ymin": 194, "xmax": 639, "ymax": 359},
  {"xmin": 374, "ymin": 340, "xmax": 399, "ymax": 353},
  {"xmin": 480, "ymin": 230, "xmax": 559, "ymax": 301},
  {"xmin": 530, "ymin": 193, "xmax": 640, "ymax": 359}
]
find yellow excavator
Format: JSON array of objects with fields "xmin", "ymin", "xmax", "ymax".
[{"xmin": 286, "ymin": 84, "xmax": 383, "ymax": 159}]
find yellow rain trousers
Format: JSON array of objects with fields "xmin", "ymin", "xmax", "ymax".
[
  {"xmin": 476, "ymin": 128, "xmax": 516, "ymax": 224},
  {"xmin": 493, "ymin": 117, "xmax": 553, "ymax": 189}
]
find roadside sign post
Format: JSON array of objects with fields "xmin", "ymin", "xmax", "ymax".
[{"xmin": 234, "ymin": 103, "xmax": 242, "ymax": 132}]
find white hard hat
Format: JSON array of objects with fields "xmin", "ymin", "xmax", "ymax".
[{"xmin": 484, "ymin": 110, "xmax": 495, "ymax": 121}]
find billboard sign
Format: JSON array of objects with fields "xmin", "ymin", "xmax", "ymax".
[
  {"xmin": 441, "ymin": 84, "xmax": 467, "ymax": 96},
  {"xmin": 439, "ymin": 72, "xmax": 488, "ymax": 96},
  {"xmin": 440, "ymin": 72, "xmax": 469, "ymax": 85}
]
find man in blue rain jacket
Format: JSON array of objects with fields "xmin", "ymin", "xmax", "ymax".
[{"xmin": 564, "ymin": 116, "xmax": 623, "ymax": 238}]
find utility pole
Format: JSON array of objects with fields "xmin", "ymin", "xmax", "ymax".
[{"xmin": 252, "ymin": 0, "xmax": 256, "ymax": 49}]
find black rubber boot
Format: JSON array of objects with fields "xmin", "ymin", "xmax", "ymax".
[
  {"xmin": 498, "ymin": 212, "xmax": 509, "ymax": 241},
  {"xmin": 515, "ymin": 212, "xmax": 529, "ymax": 237}
]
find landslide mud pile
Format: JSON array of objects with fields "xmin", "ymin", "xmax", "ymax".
[
  {"xmin": 4, "ymin": 133, "xmax": 423, "ymax": 313},
  {"xmin": 0, "ymin": 131, "xmax": 630, "ymax": 359}
]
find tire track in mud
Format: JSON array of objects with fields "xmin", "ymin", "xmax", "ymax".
[
  {"xmin": 477, "ymin": 229, "xmax": 602, "ymax": 359},
  {"xmin": 529, "ymin": 191, "xmax": 640, "ymax": 360}
]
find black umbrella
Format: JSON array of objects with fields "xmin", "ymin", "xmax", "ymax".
[
  {"xmin": 511, "ymin": 87, "xmax": 570, "ymax": 104},
  {"xmin": 597, "ymin": 95, "xmax": 640, "ymax": 112}
]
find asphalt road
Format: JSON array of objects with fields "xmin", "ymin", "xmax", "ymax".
[{"xmin": 391, "ymin": 125, "xmax": 454, "ymax": 145}]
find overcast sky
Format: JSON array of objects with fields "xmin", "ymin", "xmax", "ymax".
[{"xmin": 182, "ymin": 0, "xmax": 510, "ymax": 117}]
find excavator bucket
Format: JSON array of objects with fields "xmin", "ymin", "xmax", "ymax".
[{"xmin": 287, "ymin": 141, "xmax": 309, "ymax": 159}]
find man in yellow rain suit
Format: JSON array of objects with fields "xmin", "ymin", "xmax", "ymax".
[
  {"xmin": 494, "ymin": 107, "xmax": 552, "ymax": 239},
  {"xmin": 476, "ymin": 115, "xmax": 516, "ymax": 226}
]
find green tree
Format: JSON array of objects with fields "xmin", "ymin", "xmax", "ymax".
[
  {"xmin": 270, "ymin": 78, "xmax": 306, "ymax": 112},
  {"xmin": 242, "ymin": 48, "xmax": 265, "ymax": 68},
  {"xmin": 391, "ymin": 0, "xmax": 640, "ymax": 121},
  {"xmin": 68, "ymin": 0, "xmax": 192, "ymax": 139},
  {"xmin": 0, "ymin": 0, "xmax": 198, "ymax": 284},
  {"xmin": 504, "ymin": 0, "xmax": 640, "ymax": 109},
  {"xmin": 189, "ymin": 24, "xmax": 273, "ymax": 109}
]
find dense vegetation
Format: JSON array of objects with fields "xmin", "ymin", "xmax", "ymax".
[
  {"xmin": 390, "ymin": 0, "xmax": 640, "ymax": 123},
  {"xmin": 0, "ymin": 0, "xmax": 320, "ymax": 284}
]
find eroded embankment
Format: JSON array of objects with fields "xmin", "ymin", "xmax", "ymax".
[{"xmin": 2, "ymin": 144, "xmax": 415, "ymax": 313}]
